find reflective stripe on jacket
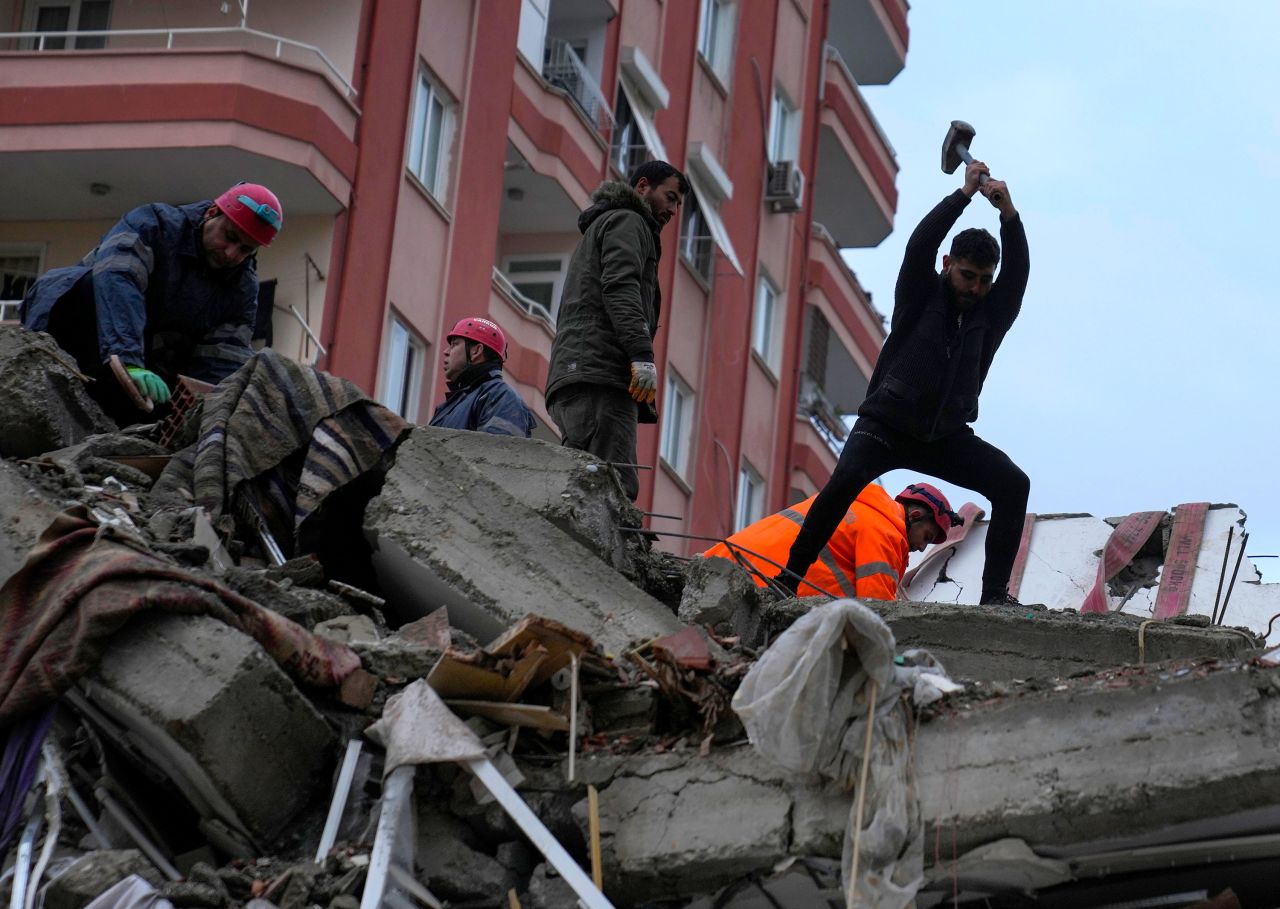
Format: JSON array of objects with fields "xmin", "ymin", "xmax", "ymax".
[{"xmin": 704, "ymin": 484, "xmax": 908, "ymax": 601}]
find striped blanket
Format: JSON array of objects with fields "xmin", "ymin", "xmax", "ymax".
[
  {"xmin": 0, "ymin": 507, "xmax": 363, "ymax": 723},
  {"xmin": 153, "ymin": 350, "xmax": 410, "ymax": 551}
]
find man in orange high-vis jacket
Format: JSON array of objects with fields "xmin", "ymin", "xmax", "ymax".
[{"xmin": 704, "ymin": 482, "xmax": 962, "ymax": 600}]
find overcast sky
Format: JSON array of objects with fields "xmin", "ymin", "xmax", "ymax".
[{"xmin": 842, "ymin": 1, "xmax": 1280, "ymax": 575}]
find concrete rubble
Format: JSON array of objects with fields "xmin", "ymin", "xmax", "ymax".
[{"xmin": 1, "ymin": 331, "xmax": 1278, "ymax": 908}]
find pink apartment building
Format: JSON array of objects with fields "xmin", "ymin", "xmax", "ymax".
[{"xmin": 0, "ymin": 0, "xmax": 907, "ymax": 555}]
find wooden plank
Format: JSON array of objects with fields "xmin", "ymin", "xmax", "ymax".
[
  {"xmin": 445, "ymin": 700, "xmax": 571, "ymax": 732},
  {"xmin": 1006, "ymin": 513, "xmax": 1036, "ymax": 598},
  {"xmin": 427, "ymin": 645, "xmax": 549, "ymax": 702},
  {"xmin": 1153, "ymin": 502, "xmax": 1210, "ymax": 620},
  {"xmin": 488, "ymin": 615, "xmax": 593, "ymax": 688},
  {"xmin": 427, "ymin": 654, "xmax": 512, "ymax": 701},
  {"xmin": 588, "ymin": 784, "xmax": 603, "ymax": 889}
]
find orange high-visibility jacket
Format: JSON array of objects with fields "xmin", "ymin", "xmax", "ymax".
[{"xmin": 705, "ymin": 484, "xmax": 908, "ymax": 600}]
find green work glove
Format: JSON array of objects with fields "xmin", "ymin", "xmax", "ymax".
[{"xmin": 125, "ymin": 366, "xmax": 171, "ymax": 404}]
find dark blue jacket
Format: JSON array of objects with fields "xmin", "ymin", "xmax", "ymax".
[
  {"xmin": 429, "ymin": 364, "xmax": 536, "ymax": 437},
  {"xmin": 21, "ymin": 200, "xmax": 258, "ymax": 382}
]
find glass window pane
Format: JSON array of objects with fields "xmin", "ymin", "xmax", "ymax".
[
  {"xmin": 384, "ymin": 322, "xmax": 410, "ymax": 415},
  {"xmin": 423, "ymin": 95, "xmax": 445, "ymax": 192},
  {"xmin": 35, "ymin": 6, "xmax": 70, "ymax": 48},
  {"xmin": 75, "ymin": 0, "xmax": 109, "ymax": 48},
  {"xmin": 408, "ymin": 76, "xmax": 428, "ymax": 179}
]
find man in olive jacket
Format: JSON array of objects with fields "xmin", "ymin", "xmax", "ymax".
[{"xmin": 545, "ymin": 161, "xmax": 687, "ymax": 500}]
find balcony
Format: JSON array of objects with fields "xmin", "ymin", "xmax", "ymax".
[
  {"xmin": 806, "ymin": 223, "xmax": 885, "ymax": 367},
  {"xmin": 0, "ymin": 6, "xmax": 359, "ymax": 221},
  {"xmin": 813, "ymin": 47, "xmax": 898, "ymax": 248},
  {"xmin": 826, "ymin": 0, "xmax": 908, "ymax": 86}
]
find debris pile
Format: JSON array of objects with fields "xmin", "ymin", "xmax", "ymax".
[{"xmin": 0, "ymin": 330, "xmax": 1275, "ymax": 908}]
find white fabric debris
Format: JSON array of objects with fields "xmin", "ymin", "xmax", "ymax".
[
  {"xmin": 733, "ymin": 599, "xmax": 957, "ymax": 908},
  {"xmin": 364, "ymin": 679, "xmax": 486, "ymax": 776}
]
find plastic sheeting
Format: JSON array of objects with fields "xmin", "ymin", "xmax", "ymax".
[{"xmin": 732, "ymin": 599, "xmax": 960, "ymax": 909}]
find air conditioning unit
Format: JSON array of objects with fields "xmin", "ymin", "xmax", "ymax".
[{"xmin": 765, "ymin": 161, "xmax": 805, "ymax": 213}]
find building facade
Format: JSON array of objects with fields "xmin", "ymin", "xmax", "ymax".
[{"xmin": 0, "ymin": 0, "xmax": 907, "ymax": 555}]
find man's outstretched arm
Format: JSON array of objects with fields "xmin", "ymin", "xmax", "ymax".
[{"xmin": 892, "ymin": 161, "xmax": 988, "ymax": 331}]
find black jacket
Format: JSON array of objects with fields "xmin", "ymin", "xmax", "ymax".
[
  {"xmin": 857, "ymin": 190, "xmax": 1029, "ymax": 440},
  {"xmin": 545, "ymin": 181, "xmax": 661, "ymax": 419}
]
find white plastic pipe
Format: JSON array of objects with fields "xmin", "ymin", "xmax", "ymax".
[{"xmin": 467, "ymin": 757, "xmax": 614, "ymax": 909}]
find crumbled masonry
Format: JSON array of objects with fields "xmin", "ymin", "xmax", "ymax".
[
  {"xmin": 0, "ymin": 326, "xmax": 115, "ymax": 460},
  {"xmin": 4, "ymin": 341, "xmax": 1280, "ymax": 907}
]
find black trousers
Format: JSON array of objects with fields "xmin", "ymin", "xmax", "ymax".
[
  {"xmin": 785, "ymin": 416, "xmax": 1030, "ymax": 599},
  {"xmin": 547, "ymin": 383, "xmax": 640, "ymax": 500}
]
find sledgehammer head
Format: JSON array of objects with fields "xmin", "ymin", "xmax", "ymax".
[{"xmin": 942, "ymin": 120, "xmax": 977, "ymax": 174}]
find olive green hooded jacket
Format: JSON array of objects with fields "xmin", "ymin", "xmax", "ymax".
[{"xmin": 545, "ymin": 181, "xmax": 661, "ymax": 418}]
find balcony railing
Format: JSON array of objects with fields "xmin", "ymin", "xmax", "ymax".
[
  {"xmin": 798, "ymin": 373, "xmax": 849, "ymax": 456},
  {"xmin": 0, "ymin": 25, "xmax": 357, "ymax": 102},
  {"xmin": 542, "ymin": 39, "xmax": 614, "ymax": 138},
  {"xmin": 493, "ymin": 268, "xmax": 555, "ymax": 329}
]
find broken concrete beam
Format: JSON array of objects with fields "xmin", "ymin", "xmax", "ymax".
[
  {"xmin": 678, "ymin": 555, "xmax": 765, "ymax": 636},
  {"xmin": 365, "ymin": 430, "xmax": 680, "ymax": 655},
  {"xmin": 416, "ymin": 426, "xmax": 642, "ymax": 574},
  {"xmin": 0, "ymin": 325, "xmax": 115, "ymax": 458},
  {"xmin": 0, "ymin": 458, "xmax": 62, "ymax": 587},
  {"xmin": 882, "ymin": 601, "xmax": 1260, "ymax": 682},
  {"xmin": 522, "ymin": 660, "xmax": 1280, "ymax": 902},
  {"xmin": 79, "ymin": 614, "xmax": 335, "ymax": 847}
]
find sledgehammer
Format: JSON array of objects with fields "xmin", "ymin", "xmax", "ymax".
[{"xmin": 942, "ymin": 119, "xmax": 1003, "ymax": 204}]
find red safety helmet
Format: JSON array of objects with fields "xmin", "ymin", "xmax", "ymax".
[
  {"xmin": 447, "ymin": 317, "xmax": 507, "ymax": 361},
  {"xmin": 213, "ymin": 183, "xmax": 283, "ymax": 247},
  {"xmin": 897, "ymin": 483, "xmax": 963, "ymax": 536}
]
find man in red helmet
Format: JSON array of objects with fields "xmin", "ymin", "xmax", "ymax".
[
  {"xmin": 705, "ymin": 482, "xmax": 959, "ymax": 601},
  {"xmin": 21, "ymin": 183, "xmax": 282, "ymax": 422},
  {"xmin": 428, "ymin": 317, "xmax": 534, "ymax": 437}
]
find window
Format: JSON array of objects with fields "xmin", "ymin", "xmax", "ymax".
[
  {"xmin": 610, "ymin": 88, "xmax": 650, "ymax": 177},
  {"xmin": 0, "ymin": 247, "xmax": 42, "ymax": 304},
  {"xmin": 697, "ymin": 0, "xmax": 736, "ymax": 81},
  {"xmin": 769, "ymin": 88, "xmax": 798, "ymax": 163},
  {"xmin": 501, "ymin": 255, "xmax": 567, "ymax": 323},
  {"xmin": 380, "ymin": 317, "xmax": 424, "ymax": 419},
  {"xmin": 408, "ymin": 69, "xmax": 454, "ymax": 200},
  {"xmin": 679, "ymin": 191, "xmax": 714, "ymax": 284},
  {"xmin": 27, "ymin": 0, "xmax": 110, "ymax": 49},
  {"xmin": 752, "ymin": 273, "xmax": 782, "ymax": 371},
  {"xmin": 659, "ymin": 370, "xmax": 695, "ymax": 478},
  {"xmin": 735, "ymin": 463, "xmax": 765, "ymax": 532}
]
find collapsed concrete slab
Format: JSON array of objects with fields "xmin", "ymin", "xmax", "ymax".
[
  {"xmin": 523, "ymin": 660, "xmax": 1280, "ymax": 903},
  {"xmin": 0, "ymin": 458, "xmax": 62, "ymax": 587},
  {"xmin": 78, "ymin": 614, "xmax": 335, "ymax": 848},
  {"xmin": 365, "ymin": 430, "xmax": 680, "ymax": 654},
  {"xmin": 905, "ymin": 506, "xmax": 1280, "ymax": 645},
  {"xmin": 882, "ymin": 601, "xmax": 1260, "ymax": 681},
  {"xmin": 418, "ymin": 427, "xmax": 643, "ymax": 575},
  {"xmin": 0, "ymin": 325, "xmax": 114, "ymax": 458}
]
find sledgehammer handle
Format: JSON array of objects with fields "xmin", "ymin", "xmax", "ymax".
[{"xmin": 957, "ymin": 147, "xmax": 1003, "ymax": 204}]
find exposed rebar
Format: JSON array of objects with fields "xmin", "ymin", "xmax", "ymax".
[{"xmin": 1218, "ymin": 531, "xmax": 1249, "ymax": 626}]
